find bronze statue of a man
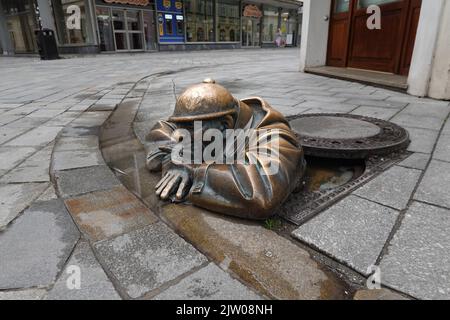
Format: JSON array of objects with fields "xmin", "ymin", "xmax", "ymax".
[{"xmin": 145, "ymin": 79, "xmax": 305, "ymax": 220}]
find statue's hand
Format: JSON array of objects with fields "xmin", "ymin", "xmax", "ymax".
[{"xmin": 155, "ymin": 165, "xmax": 192, "ymax": 202}]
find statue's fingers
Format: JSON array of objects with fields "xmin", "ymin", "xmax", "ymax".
[
  {"xmin": 161, "ymin": 174, "xmax": 181, "ymax": 200},
  {"xmin": 155, "ymin": 172, "xmax": 171, "ymax": 190},
  {"xmin": 156, "ymin": 173, "xmax": 172, "ymax": 195},
  {"xmin": 176, "ymin": 176, "xmax": 189, "ymax": 200}
]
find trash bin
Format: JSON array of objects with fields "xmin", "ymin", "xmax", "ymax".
[{"xmin": 34, "ymin": 29, "xmax": 59, "ymax": 60}]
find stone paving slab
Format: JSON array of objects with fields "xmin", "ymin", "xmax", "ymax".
[
  {"xmin": 380, "ymin": 202, "xmax": 450, "ymax": 300},
  {"xmin": 53, "ymin": 165, "xmax": 121, "ymax": 198},
  {"xmin": 53, "ymin": 136, "xmax": 99, "ymax": 151},
  {"xmin": 94, "ymin": 222, "xmax": 207, "ymax": 299},
  {"xmin": 0, "ymin": 182, "xmax": 49, "ymax": 230},
  {"xmin": 344, "ymin": 99, "xmax": 407, "ymax": 109},
  {"xmin": 0, "ymin": 145, "xmax": 53, "ymax": 183},
  {"xmin": 433, "ymin": 134, "xmax": 450, "ymax": 163},
  {"xmin": 401, "ymin": 103, "xmax": 450, "ymax": 120},
  {"xmin": 0, "ymin": 288, "xmax": 47, "ymax": 300},
  {"xmin": 350, "ymin": 106, "xmax": 399, "ymax": 120},
  {"xmin": 153, "ymin": 263, "xmax": 262, "ymax": 300},
  {"xmin": 52, "ymin": 149, "xmax": 104, "ymax": 171},
  {"xmin": 4, "ymin": 126, "xmax": 62, "ymax": 147},
  {"xmin": 404, "ymin": 127, "xmax": 440, "ymax": 154},
  {"xmin": 65, "ymin": 186, "xmax": 157, "ymax": 242},
  {"xmin": 398, "ymin": 153, "xmax": 430, "ymax": 170},
  {"xmin": 47, "ymin": 241, "xmax": 121, "ymax": 300},
  {"xmin": 0, "ymin": 146, "xmax": 37, "ymax": 171},
  {"xmin": 161, "ymin": 204, "xmax": 346, "ymax": 300},
  {"xmin": 0, "ymin": 199, "xmax": 79, "ymax": 289},
  {"xmin": 292, "ymin": 195, "xmax": 398, "ymax": 275},
  {"xmin": 391, "ymin": 113, "xmax": 444, "ymax": 131},
  {"xmin": 353, "ymin": 288, "xmax": 408, "ymax": 300},
  {"xmin": 415, "ymin": 160, "xmax": 450, "ymax": 209},
  {"xmin": 353, "ymin": 165, "xmax": 422, "ymax": 210}
]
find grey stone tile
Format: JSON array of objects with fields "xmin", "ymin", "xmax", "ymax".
[
  {"xmin": 153, "ymin": 263, "xmax": 261, "ymax": 300},
  {"xmin": 415, "ymin": 160, "xmax": 450, "ymax": 209},
  {"xmin": 354, "ymin": 166, "xmax": 422, "ymax": 210},
  {"xmin": 398, "ymin": 153, "xmax": 430, "ymax": 170},
  {"xmin": 0, "ymin": 182, "xmax": 49, "ymax": 229},
  {"xmin": 404, "ymin": 127, "xmax": 439, "ymax": 154},
  {"xmin": 0, "ymin": 145, "xmax": 52, "ymax": 183},
  {"xmin": 47, "ymin": 241, "xmax": 121, "ymax": 300},
  {"xmin": 0, "ymin": 288, "xmax": 47, "ymax": 300},
  {"xmin": 94, "ymin": 222, "xmax": 207, "ymax": 299},
  {"xmin": 433, "ymin": 134, "xmax": 450, "ymax": 163},
  {"xmin": 391, "ymin": 113, "xmax": 444, "ymax": 131},
  {"xmin": 345, "ymin": 99, "xmax": 407, "ymax": 109},
  {"xmin": 380, "ymin": 202, "xmax": 450, "ymax": 300},
  {"xmin": 54, "ymin": 136, "xmax": 99, "ymax": 151},
  {"xmin": 292, "ymin": 195, "xmax": 399, "ymax": 275},
  {"xmin": 387, "ymin": 96, "xmax": 450, "ymax": 107},
  {"xmin": 53, "ymin": 165, "xmax": 121, "ymax": 198},
  {"xmin": 36, "ymin": 185, "xmax": 58, "ymax": 201},
  {"xmin": 350, "ymin": 106, "xmax": 398, "ymax": 120},
  {"xmin": 0, "ymin": 199, "xmax": 79, "ymax": 289},
  {"xmin": 64, "ymin": 186, "xmax": 157, "ymax": 242},
  {"xmin": 5, "ymin": 126, "xmax": 62, "ymax": 147},
  {"xmin": 52, "ymin": 149, "xmax": 104, "ymax": 171},
  {"xmin": 0, "ymin": 146, "xmax": 36, "ymax": 171},
  {"xmin": 297, "ymin": 100, "xmax": 357, "ymax": 113},
  {"xmin": 402, "ymin": 103, "xmax": 450, "ymax": 120},
  {"xmin": 0, "ymin": 126, "xmax": 30, "ymax": 145}
]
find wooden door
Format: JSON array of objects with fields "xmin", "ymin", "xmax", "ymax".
[
  {"xmin": 326, "ymin": 0, "xmax": 422, "ymax": 75},
  {"xmin": 326, "ymin": 0, "xmax": 352, "ymax": 67},
  {"xmin": 347, "ymin": 0, "xmax": 409, "ymax": 73}
]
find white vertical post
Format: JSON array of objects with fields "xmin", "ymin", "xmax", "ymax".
[
  {"xmin": 428, "ymin": 0, "xmax": 450, "ymax": 100},
  {"xmin": 407, "ymin": 0, "xmax": 445, "ymax": 97},
  {"xmin": 299, "ymin": 0, "xmax": 332, "ymax": 71}
]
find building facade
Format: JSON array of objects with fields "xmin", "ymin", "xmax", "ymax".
[
  {"xmin": 300, "ymin": 0, "xmax": 450, "ymax": 100},
  {"xmin": 0, "ymin": 0, "xmax": 302, "ymax": 55}
]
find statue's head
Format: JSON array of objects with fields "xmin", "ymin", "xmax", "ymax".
[{"xmin": 169, "ymin": 79, "xmax": 237, "ymax": 133}]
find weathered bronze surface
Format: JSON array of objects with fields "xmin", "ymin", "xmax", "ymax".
[{"xmin": 145, "ymin": 79, "xmax": 306, "ymax": 220}]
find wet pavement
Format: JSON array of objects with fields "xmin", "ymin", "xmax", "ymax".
[{"xmin": 0, "ymin": 49, "xmax": 449, "ymax": 300}]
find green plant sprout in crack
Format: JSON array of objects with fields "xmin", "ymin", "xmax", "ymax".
[{"xmin": 263, "ymin": 218, "xmax": 282, "ymax": 231}]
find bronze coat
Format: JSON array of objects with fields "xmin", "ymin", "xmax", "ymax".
[{"xmin": 146, "ymin": 98, "xmax": 305, "ymax": 220}]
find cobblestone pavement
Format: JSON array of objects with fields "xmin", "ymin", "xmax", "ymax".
[{"xmin": 0, "ymin": 49, "xmax": 449, "ymax": 300}]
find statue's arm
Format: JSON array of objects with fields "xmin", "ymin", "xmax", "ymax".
[
  {"xmin": 145, "ymin": 120, "xmax": 177, "ymax": 172},
  {"xmin": 186, "ymin": 129, "xmax": 305, "ymax": 220}
]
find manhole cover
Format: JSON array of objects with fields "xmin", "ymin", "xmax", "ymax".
[{"xmin": 289, "ymin": 114, "xmax": 410, "ymax": 159}]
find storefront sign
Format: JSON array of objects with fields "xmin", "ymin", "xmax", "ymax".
[
  {"xmin": 103, "ymin": 0, "xmax": 150, "ymax": 6},
  {"xmin": 243, "ymin": 4, "xmax": 262, "ymax": 18}
]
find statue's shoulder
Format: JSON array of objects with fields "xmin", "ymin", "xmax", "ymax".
[{"xmin": 240, "ymin": 97, "xmax": 289, "ymax": 129}]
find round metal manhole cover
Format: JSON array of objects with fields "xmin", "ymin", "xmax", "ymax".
[{"xmin": 289, "ymin": 113, "xmax": 410, "ymax": 159}]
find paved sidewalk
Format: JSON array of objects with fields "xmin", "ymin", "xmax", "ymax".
[{"xmin": 0, "ymin": 49, "xmax": 449, "ymax": 300}]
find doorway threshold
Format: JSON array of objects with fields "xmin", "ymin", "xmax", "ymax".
[{"xmin": 305, "ymin": 66, "xmax": 408, "ymax": 92}]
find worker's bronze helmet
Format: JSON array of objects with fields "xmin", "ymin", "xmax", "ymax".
[{"xmin": 169, "ymin": 79, "xmax": 238, "ymax": 122}]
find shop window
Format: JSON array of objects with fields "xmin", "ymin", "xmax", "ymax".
[
  {"xmin": 280, "ymin": 10, "xmax": 297, "ymax": 46},
  {"xmin": 185, "ymin": 0, "xmax": 214, "ymax": 42},
  {"xmin": 51, "ymin": 0, "xmax": 93, "ymax": 45},
  {"xmin": 176, "ymin": 15, "xmax": 184, "ymax": 36},
  {"xmin": 165, "ymin": 14, "xmax": 173, "ymax": 35},
  {"xmin": 262, "ymin": 5, "xmax": 278, "ymax": 43},
  {"xmin": 217, "ymin": 0, "xmax": 240, "ymax": 42},
  {"xmin": 3, "ymin": 0, "xmax": 38, "ymax": 53}
]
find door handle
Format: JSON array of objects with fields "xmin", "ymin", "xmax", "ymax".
[{"xmin": 323, "ymin": 15, "xmax": 329, "ymax": 21}]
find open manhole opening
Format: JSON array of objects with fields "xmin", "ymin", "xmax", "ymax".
[
  {"xmin": 277, "ymin": 152, "xmax": 409, "ymax": 226},
  {"xmin": 278, "ymin": 114, "xmax": 411, "ymax": 226}
]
